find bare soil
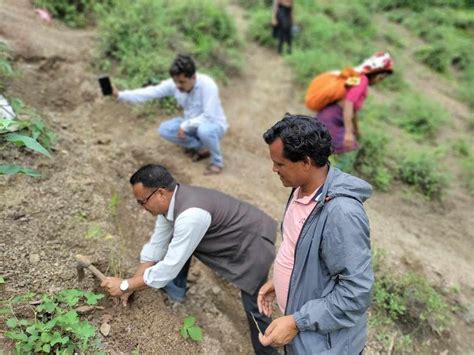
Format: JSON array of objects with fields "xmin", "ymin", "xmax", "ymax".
[{"xmin": 1, "ymin": 1, "xmax": 473, "ymax": 354}]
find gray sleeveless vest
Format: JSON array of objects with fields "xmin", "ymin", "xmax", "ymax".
[{"xmin": 173, "ymin": 184, "xmax": 276, "ymax": 294}]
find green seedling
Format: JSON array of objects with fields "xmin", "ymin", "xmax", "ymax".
[
  {"xmin": 84, "ymin": 225, "xmax": 104, "ymax": 240},
  {"xmin": 109, "ymin": 192, "xmax": 119, "ymax": 216},
  {"xmin": 179, "ymin": 316, "xmax": 203, "ymax": 342}
]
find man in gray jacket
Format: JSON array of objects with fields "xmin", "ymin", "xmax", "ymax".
[
  {"xmin": 258, "ymin": 114, "xmax": 374, "ymax": 354},
  {"xmin": 101, "ymin": 164, "xmax": 278, "ymax": 354}
]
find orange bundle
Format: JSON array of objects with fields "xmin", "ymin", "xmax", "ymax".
[{"xmin": 304, "ymin": 68, "xmax": 360, "ymax": 112}]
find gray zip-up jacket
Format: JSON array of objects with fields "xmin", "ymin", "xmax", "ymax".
[{"xmin": 285, "ymin": 167, "xmax": 374, "ymax": 354}]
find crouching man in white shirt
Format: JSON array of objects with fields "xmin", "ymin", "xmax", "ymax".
[{"xmin": 115, "ymin": 55, "xmax": 227, "ymax": 175}]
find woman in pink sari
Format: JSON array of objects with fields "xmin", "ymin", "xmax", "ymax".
[{"xmin": 317, "ymin": 52, "xmax": 394, "ymax": 170}]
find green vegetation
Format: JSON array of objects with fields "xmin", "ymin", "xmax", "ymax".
[
  {"xmin": 247, "ymin": 1, "xmax": 376, "ymax": 84},
  {"xmin": 0, "ymin": 41, "xmax": 14, "ymax": 92},
  {"xmin": 382, "ymin": 2, "xmax": 474, "ymax": 107},
  {"xmin": 179, "ymin": 316, "xmax": 203, "ymax": 342},
  {"xmin": 399, "ymin": 151, "xmax": 448, "ymax": 199},
  {"xmin": 1, "ymin": 289, "xmax": 104, "ymax": 354},
  {"xmin": 108, "ymin": 192, "xmax": 120, "ymax": 217},
  {"xmin": 33, "ymin": 0, "xmax": 104, "ymax": 28},
  {"xmin": 0, "ymin": 100, "xmax": 56, "ymax": 177},
  {"xmin": 1, "ymin": 42, "xmax": 56, "ymax": 177},
  {"xmin": 371, "ymin": 250, "xmax": 452, "ymax": 353},
  {"xmin": 460, "ymin": 155, "xmax": 474, "ymax": 196},
  {"xmin": 388, "ymin": 93, "xmax": 449, "ymax": 139},
  {"xmin": 96, "ymin": 0, "xmax": 242, "ymax": 87},
  {"xmin": 354, "ymin": 125, "xmax": 392, "ymax": 190}
]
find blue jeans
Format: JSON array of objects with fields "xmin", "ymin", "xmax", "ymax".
[
  {"xmin": 158, "ymin": 117, "xmax": 225, "ymax": 167},
  {"xmin": 164, "ymin": 258, "xmax": 278, "ymax": 355}
]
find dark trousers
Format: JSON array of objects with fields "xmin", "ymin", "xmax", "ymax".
[
  {"xmin": 168, "ymin": 259, "xmax": 279, "ymax": 354},
  {"xmin": 276, "ymin": 4, "xmax": 292, "ymax": 54}
]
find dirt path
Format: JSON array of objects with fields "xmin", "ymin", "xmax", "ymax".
[{"xmin": 1, "ymin": 1, "xmax": 473, "ymax": 354}]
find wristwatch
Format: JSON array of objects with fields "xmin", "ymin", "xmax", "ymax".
[{"xmin": 119, "ymin": 279, "xmax": 129, "ymax": 292}]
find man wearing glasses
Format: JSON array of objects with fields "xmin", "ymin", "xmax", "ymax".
[{"xmin": 101, "ymin": 164, "xmax": 279, "ymax": 355}]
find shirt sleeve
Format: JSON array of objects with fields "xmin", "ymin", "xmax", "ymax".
[
  {"xmin": 179, "ymin": 79, "xmax": 221, "ymax": 130},
  {"xmin": 140, "ymin": 215, "xmax": 173, "ymax": 263},
  {"xmin": 117, "ymin": 79, "xmax": 175, "ymax": 104},
  {"xmin": 292, "ymin": 199, "xmax": 374, "ymax": 333},
  {"xmin": 142, "ymin": 208, "xmax": 212, "ymax": 288}
]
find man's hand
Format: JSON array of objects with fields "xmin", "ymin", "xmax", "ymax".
[
  {"xmin": 178, "ymin": 127, "xmax": 185, "ymax": 140},
  {"xmin": 113, "ymin": 291, "xmax": 134, "ymax": 307},
  {"xmin": 101, "ymin": 277, "xmax": 124, "ymax": 297},
  {"xmin": 258, "ymin": 315, "xmax": 299, "ymax": 348},
  {"xmin": 257, "ymin": 280, "xmax": 276, "ymax": 317}
]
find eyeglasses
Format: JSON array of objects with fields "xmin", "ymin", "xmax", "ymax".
[{"xmin": 137, "ymin": 188, "xmax": 160, "ymax": 206}]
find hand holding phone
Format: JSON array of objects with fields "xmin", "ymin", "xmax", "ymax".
[{"xmin": 98, "ymin": 75, "xmax": 113, "ymax": 96}]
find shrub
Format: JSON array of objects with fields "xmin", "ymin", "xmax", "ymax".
[
  {"xmin": 33, "ymin": 0, "xmax": 106, "ymax": 28},
  {"xmin": 398, "ymin": 152, "xmax": 448, "ymax": 198},
  {"xmin": 233, "ymin": 0, "xmax": 271, "ymax": 9},
  {"xmin": 96, "ymin": 0, "xmax": 242, "ymax": 87},
  {"xmin": 247, "ymin": 8, "xmax": 274, "ymax": 47},
  {"xmin": 460, "ymin": 155, "xmax": 474, "ymax": 195},
  {"xmin": 389, "ymin": 93, "xmax": 449, "ymax": 139},
  {"xmin": 371, "ymin": 249, "xmax": 452, "ymax": 353},
  {"xmin": 354, "ymin": 126, "xmax": 392, "ymax": 190},
  {"xmin": 415, "ymin": 45, "xmax": 450, "ymax": 73}
]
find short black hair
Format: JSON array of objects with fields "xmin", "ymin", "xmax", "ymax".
[
  {"xmin": 169, "ymin": 54, "xmax": 196, "ymax": 78},
  {"xmin": 129, "ymin": 164, "xmax": 176, "ymax": 191},
  {"xmin": 263, "ymin": 114, "xmax": 333, "ymax": 167}
]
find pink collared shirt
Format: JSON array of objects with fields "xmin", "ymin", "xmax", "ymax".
[{"xmin": 273, "ymin": 186, "xmax": 320, "ymax": 312}]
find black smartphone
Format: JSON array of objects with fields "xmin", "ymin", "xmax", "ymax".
[{"xmin": 98, "ymin": 75, "xmax": 113, "ymax": 96}]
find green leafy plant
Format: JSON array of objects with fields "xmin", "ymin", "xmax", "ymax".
[
  {"xmin": 388, "ymin": 93, "xmax": 448, "ymax": 139},
  {"xmin": 370, "ymin": 249, "xmax": 452, "ymax": 353},
  {"xmin": 354, "ymin": 125, "xmax": 393, "ymax": 190},
  {"xmin": 84, "ymin": 225, "xmax": 104, "ymax": 240},
  {"xmin": 460, "ymin": 155, "xmax": 474, "ymax": 196},
  {"xmin": 96, "ymin": 0, "xmax": 242, "ymax": 88},
  {"xmin": 179, "ymin": 316, "xmax": 203, "ymax": 342},
  {"xmin": 1, "ymin": 42, "xmax": 56, "ymax": 178},
  {"xmin": 108, "ymin": 192, "xmax": 120, "ymax": 216},
  {"xmin": 0, "ymin": 41, "xmax": 14, "ymax": 92},
  {"xmin": 0, "ymin": 102, "xmax": 56, "ymax": 177},
  {"xmin": 1, "ymin": 289, "xmax": 104, "ymax": 354},
  {"xmin": 33, "ymin": 0, "xmax": 109, "ymax": 28},
  {"xmin": 398, "ymin": 151, "xmax": 448, "ymax": 199}
]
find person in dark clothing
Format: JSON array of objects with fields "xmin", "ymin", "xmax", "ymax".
[{"xmin": 272, "ymin": 0, "xmax": 293, "ymax": 54}]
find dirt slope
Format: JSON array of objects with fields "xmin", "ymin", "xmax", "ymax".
[{"xmin": 1, "ymin": 1, "xmax": 473, "ymax": 354}]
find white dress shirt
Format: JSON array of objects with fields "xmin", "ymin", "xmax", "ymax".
[
  {"xmin": 117, "ymin": 73, "xmax": 228, "ymax": 131},
  {"xmin": 140, "ymin": 186, "xmax": 211, "ymax": 288}
]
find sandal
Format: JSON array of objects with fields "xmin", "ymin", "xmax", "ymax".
[
  {"xmin": 191, "ymin": 150, "xmax": 211, "ymax": 162},
  {"xmin": 204, "ymin": 164, "xmax": 222, "ymax": 175}
]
